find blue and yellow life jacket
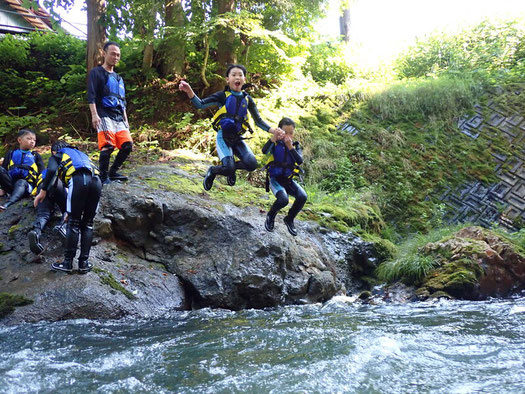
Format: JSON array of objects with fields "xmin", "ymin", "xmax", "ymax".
[
  {"xmin": 8, "ymin": 149, "xmax": 39, "ymax": 186},
  {"xmin": 264, "ymin": 141, "xmax": 302, "ymax": 191},
  {"xmin": 102, "ymin": 71, "xmax": 126, "ymax": 110},
  {"xmin": 211, "ymin": 91, "xmax": 253, "ymax": 137},
  {"xmin": 57, "ymin": 147, "xmax": 99, "ymax": 184}
]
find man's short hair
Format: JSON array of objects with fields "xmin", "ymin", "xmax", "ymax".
[{"xmin": 103, "ymin": 41, "xmax": 120, "ymax": 52}]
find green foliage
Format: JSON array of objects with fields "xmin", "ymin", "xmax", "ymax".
[
  {"xmin": 396, "ymin": 19, "xmax": 525, "ymax": 80},
  {"xmin": 0, "ymin": 34, "xmax": 29, "ymax": 69},
  {"xmin": 376, "ymin": 224, "xmax": 469, "ymax": 284},
  {"xmin": 303, "ymin": 41, "xmax": 354, "ymax": 85},
  {"xmin": 362, "ymin": 75, "xmax": 485, "ymax": 122},
  {"xmin": 376, "ymin": 254, "xmax": 439, "ymax": 285}
]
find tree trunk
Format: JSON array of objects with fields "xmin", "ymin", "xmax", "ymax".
[
  {"xmin": 86, "ymin": 0, "xmax": 107, "ymax": 72},
  {"xmin": 160, "ymin": 0, "xmax": 185, "ymax": 77},
  {"xmin": 215, "ymin": 0, "xmax": 236, "ymax": 77},
  {"xmin": 142, "ymin": 40, "xmax": 154, "ymax": 74},
  {"xmin": 339, "ymin": 8, "xmax": 351, "ymax": 42},
  {"xmin": 200, "ymin": 34, "xmax": 210, "ymax": 94}
]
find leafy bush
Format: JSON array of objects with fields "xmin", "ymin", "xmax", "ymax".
[
  {"xmin": 303, "ymin": 41, "xmax": 354, "ymax": 85},
  {"xmin": 395, "ymin": 19, "xmax": 525, "ymax": 79}
]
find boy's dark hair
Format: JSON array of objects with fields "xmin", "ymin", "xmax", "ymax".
[
  {"xmin": 103, "ymin": 41, "xmax": 120, "ymax": 51},
  {"xmin": 225, "ymin": 64, "xmax": 247, "ymax": 77},
  {"xmin": 278, "ymin": 117, "xmax": 295, "ymax": 129},
  {"xmin": 18, "ymin": 128, "xmax": 36, "ymax": 138},
  {"xmin": 51, "ymin": 140, "xmax": 73, "ymax": 153}
]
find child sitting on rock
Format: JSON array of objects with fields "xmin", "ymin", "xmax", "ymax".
[
  {"xmin": 0, "ymin": 129, "xmax": 44, "ymax": 210},
  {"xmin": 262, "ymin": 117, "xmax": 307, "ymax": 236}
]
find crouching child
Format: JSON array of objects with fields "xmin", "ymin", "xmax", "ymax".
[{"xmin": 34, "ymin": 141, "xmax": 101, "ymax": 273}]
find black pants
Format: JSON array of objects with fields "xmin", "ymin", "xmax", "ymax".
[
  {"xmin": 64, "ymin": 171, "xmax": 102, "ymax": 262},
  {"xmin": 0, "ymin": 167, "xmax": 30, "ymax": 208},
  {"xmin": 33, "ymin": 180, "xmax": 67, "ymax": 231}
]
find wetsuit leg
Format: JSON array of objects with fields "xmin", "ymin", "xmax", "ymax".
[
  {"xmin": 53, "ymin": 172, "xmax": 89, "ymax": 272},
  {"xmin": 28, "ymin": 194, "xmax": 54, "ymax": 254},
  {"xmin": 285, "ymin": 180, "xmax": 307, "ymax": 220},
  {"xmin": 265, "ymin": 178, "xmax": 289, "ymax": 232},
  {"xmin": 269, "ymin": 178, "xmax": 289, "ymax": 215},
  {"xmin": 232, "ymin": 141, "xmax": 258, "ymax": 172},
  {"xmin": 34, "ymin": 194, "xmax": 54, "ymax": 230},
  {"xmin": 3, "ymin": 179, "xmax": 29, "ymax": 208},
  {"xmin": 211, "ymin": 129, "xmax": 235, "ymax": 176},
  {"xmin": 211, "ymin": 156, "xmax": 236, "ymax": 176},
  {"xmin": 78, "ymin": 175, "xmax": 101, "ymax": 273},
  {"xmin": 0, "ymin": 167, "xmax": 13, "ymax": 193},
  {"xmin": 99, "ymin": 145, "xmax": 114, "ymax": 182},
  {"xmin": 53, "ymin": 179, "xmax": 67, "ymax": 214}
]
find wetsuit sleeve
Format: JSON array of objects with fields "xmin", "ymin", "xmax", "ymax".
[
  {"xmin": 290, "ymin": 142, "xmax": 303, "ymax": 165},
  {"xmin": 87, "ymin": 67, "xmax": 101, "ymax": 105},
  {"xmin": 40, "ymin": 154, "xmax": 62, "ymax": 191},
  {"xmin": 2, "ymin": 150, "xmax": 11, "ymax": 170},
  {"xmin": 190, "ymin": 91, "xmax": 225, "ymax": 109},
  {"xmin": 247, "ymin": 95, "xmax": 271, "ymax": 132},
  {"xmin": 33, "ymin": 152, "xmax": 45, "ymax": 173},
  {"xmin": 262, "ymin": 139, "xmax": 274, "ymax": 155}
]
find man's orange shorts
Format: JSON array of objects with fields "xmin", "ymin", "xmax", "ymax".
[{"xmin": 97, "ymin": 117, "xmax": 133, "ymax": 150}]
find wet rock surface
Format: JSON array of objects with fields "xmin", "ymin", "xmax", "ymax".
[{"xmin": 0, "ymin": 164, "xmax": 380, "ymax": 323}]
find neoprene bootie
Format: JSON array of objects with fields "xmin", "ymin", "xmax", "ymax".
[
  {"xmin": 28, "ymin": 226, "xmax": 44, "ymax": 254},
  {"xmin": 78, "ymin": 223, "xmax": 94, "ymax": 274},
  {"xmin": 203, "ymin": 167, "xmax": 215, "ymax": 191},
  {"xmin": 227, "ymin": 171, "xmax": 236, "ymax": 186},
  {"xmin": 265, "ymin": 212, "xmax": 276, "ymax": 232},
  {"xmin": 283, "ymin": 215, "xmax": 297, "ymax": 236}
]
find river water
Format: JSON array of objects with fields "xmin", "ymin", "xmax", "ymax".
[{"xmin": 1, "ymin": 296, "xmax": 524, "ymax": 393}]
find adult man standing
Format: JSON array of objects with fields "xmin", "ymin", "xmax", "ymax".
[{"xmin": 87, "ymin": 41, "xmax": 133, "ymax": 184}]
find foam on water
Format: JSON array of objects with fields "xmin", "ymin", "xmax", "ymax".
[{"xmin": 1, "ymin": 297, "xmax": 524, "ymax": 393}]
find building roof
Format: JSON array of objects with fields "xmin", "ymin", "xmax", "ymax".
[{"xmin": 2, "ymin": 0, "xmax": 53, "ymax": 32}]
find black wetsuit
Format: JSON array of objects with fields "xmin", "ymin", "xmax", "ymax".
[
  {"xmin": 262, "ymin": 139, "xmax": 307, "ymax": 224},
  {"xmin": 191, "ymin": 90, "xmax": 271, "ymax": 177},
  {"xmin": 41, "ymin": 149, "xmax": 102, "ymax": 267}
]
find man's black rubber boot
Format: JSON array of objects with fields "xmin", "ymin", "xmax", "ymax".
[
  {"xmin": 28, "ymin": 227, "xmax": 44, "ymax": 254},
  {"xmin": 203, "ymin": 167, "xmax": 215, "ymax": 191},
  {"xmin": 227, "ymin": 171, "xmax": 236, "ymax": 186},
  {"xmin": 283, "ymin": 215, "xmax": 298, "ymax": 236},
  {"xmin": 51, "ymin": 259, "xmax": 73, "ymax": 273},
  {"xmin": 265, "ymin": 212, "xmax": 276, "ymax": 232},
  {"xmin": 108, "ymin": 168, "xmax": 128, "ymax": 181}
]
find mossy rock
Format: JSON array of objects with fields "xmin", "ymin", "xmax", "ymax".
[
  {"xmin": 0, "ymin": 293, "xmax": 33, "ymax": 318},
  {"xmin": 420, "ymin": 260, "xmax": 483, "ymax": 299},
  {"xmin": 93, "ymin": 268, "xmax": 136, "ymax": 300},
  {"xmin": 8, "ymin": 224, "xmax": 22, "ymax": 238}
]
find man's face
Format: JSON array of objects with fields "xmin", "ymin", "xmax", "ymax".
[{"xmin": 103, "ymin": 45, "xmax": 121, "ymax": 67}]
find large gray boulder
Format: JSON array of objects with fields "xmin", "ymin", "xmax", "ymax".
[{"xmin": 0, "ymin": 164, "xmax": 380, "ymax": 323}]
